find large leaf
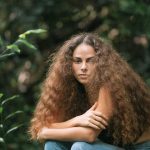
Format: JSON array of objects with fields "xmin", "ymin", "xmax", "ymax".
[
  {"xmin": 6, "ymin": 44, "xmax": 21, "ymax": 53},
  {"xmin": 19, "ymin": 29, "xmax": 47, "ymax": 39},
  {"xmin": 4, "ymin": 110, "xmax": 23, "ymax": 121},
  {"xmin": 5, "ymin": 124, "xmax": 23, "ymax": 136},
  {"xmin": 0, "ymin": 124, "xmax": 3, "ymax": 129},
  {"xmin": 1, "ymin": 95, "xmax": 19, "ymax": 106},
  {"xmin": 0, "ymin": 93, "xmax": 3, "ymax": 99},
  {"xmin": 0, "ymin": 36, "xmax": 4, "ymax": 47},
  {"xmin": 16, "ymin": 39, "xmax": 37, "ymax": 51},
  {"xmin": 0, "ymin": 137, "xmax": 5, "ymax": 143},
  {"xmin": 0, "ymin": 52, "xmax": 15, "ymax": 60},
  {"xmin": 0, "ymin": 107, "xmax": 3, "ymax": 114}
]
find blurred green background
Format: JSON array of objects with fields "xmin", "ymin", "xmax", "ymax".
[{"xmin": 0, "ymin": 0, "xmax": 150, "ymax": 149}]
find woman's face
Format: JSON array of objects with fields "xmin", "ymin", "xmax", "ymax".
[{"xmin": 72, "ymin": 43, "xmax": 96, "ymax": 86}]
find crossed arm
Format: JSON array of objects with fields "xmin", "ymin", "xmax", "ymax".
[{"xmin": 37, "ymin": 86, "xmax": 114, "ymax": 143}]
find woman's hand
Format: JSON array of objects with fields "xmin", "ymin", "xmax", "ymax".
[
  {"xmin": 75, "ymin": 102, "xmax": 108, "ymax": 130},
  {"xmin": 37, "ymin": 127, "xmax": 48, "ymax": 141}
]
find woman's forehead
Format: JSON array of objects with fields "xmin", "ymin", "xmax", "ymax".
[{"xmin": 73, "ymin": 44, "xmax": 96, "ymax": 57}]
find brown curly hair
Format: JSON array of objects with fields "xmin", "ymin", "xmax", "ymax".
[{"xmin": 29, "ymin": 33, "xmax": 150, "ymax": 146}]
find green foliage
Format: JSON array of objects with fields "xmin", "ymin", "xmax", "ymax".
[
  {"xmin": 0, "ymin": 29, "xmax": 46, "ymax": 149},
  {"xmin": 0, "ymin": 94, "xmax": 23, "ymax": 149},
  {"xmin": 0, "ymin": 29, "xmax": 47, "ymax": 60}
]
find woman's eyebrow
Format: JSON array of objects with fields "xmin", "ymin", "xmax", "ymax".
[
  {"xmin": 73, "ymin": 57, "xmax": 81, "ymax": 59},
  {"xmin": 73, "ymin": 56, "xmax": 95, "ymax": 59},
  {"xmin": 86, "ymin": 56, "xmax": 95, "ymax": 60},
  {"xmin": 73, "ymin": 57, "xmax": 81, "ymax": 58}
]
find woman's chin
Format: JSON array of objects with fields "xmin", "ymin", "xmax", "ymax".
[{"xmin": 78, "ymin": 80, "xmax": 89, "ymax": 85}]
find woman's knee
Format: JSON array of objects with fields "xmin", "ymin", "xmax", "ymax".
[
  {"xmin": 44, "ymin": 140, "xmax": 72, "ymax": 150},
  {"xmin": 71, "ymin": 141, "xmax": 91, "ymax": 150},
  {"xmin": 71, "ymin": 140, "xmax": 124, "ymax": 150},
  {"xmin": 44, "ymin": 141, "xmax": 60, "ymax": 150}
]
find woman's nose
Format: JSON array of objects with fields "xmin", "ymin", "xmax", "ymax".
[{"xmin": 81, "ymin": 62, "xmax": 87, "ymax": 71}]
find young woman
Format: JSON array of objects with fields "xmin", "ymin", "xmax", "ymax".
[{"xmin": 29, "ymin": 33, "xmax": 150, "ymax": 150}]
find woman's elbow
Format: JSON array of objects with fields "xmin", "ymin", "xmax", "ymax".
[
  {"xmin": 86, "ymin": 137, "xmax": 96, "ymax": 143},
  {"xmin": 84, "ymin": 129, "xmax": 97, "ymax": 143}
]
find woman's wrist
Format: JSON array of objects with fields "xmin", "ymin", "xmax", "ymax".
[{"xmin": 72, "ymin": 115, "xmax": 81, "ymax": 127}]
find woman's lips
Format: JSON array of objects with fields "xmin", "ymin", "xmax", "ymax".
[
  {"xmin": 79, "ymin": 74, "xmax": 87, "ymax": 76},
  {"xmin": 78, "ymin": 74, "xmax": 88, "ymax": 78}
]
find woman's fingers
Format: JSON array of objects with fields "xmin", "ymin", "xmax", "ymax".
[
  {"xmin": 93, "ymin": 111, "xmax": 109, "ymax": 123},
  {"xmin": 81, "ymin": 107, "xmax": 109, "ymax": 129},
  {"xmin": 87, "ymin": 111, "xmax": 109, "ymax": 129},
  {"xmin": 89, "ymin": 118, "xmax": 106, "ymax": 129},
  {"xmin": 88, "ymin": 118, "xmax": 107, "ymax": 130},
  {"xmin": 88, "ymin": 121, "xmax": 100, "ymax": 130},
  {"xmin": 92, "ymin": 114, "xmax": 108, "ymax": 127}
]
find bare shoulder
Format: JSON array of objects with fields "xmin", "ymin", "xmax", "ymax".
[{"xmin": 95, "ymin": 85, "xmax": 114, "ymax": 120}]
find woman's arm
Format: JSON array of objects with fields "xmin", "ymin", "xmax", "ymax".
[
  {"xmin": 38, "ymin": 126, "xmax": 101, "ymax": 143},
  {"xmin": 84, "ymin": 86, "xmax": 114, "ymax": 139},
  {"xmin": 38, "ymin": 86, "xmax": 114, "ymax": 142},
  {"xmin": 49, "ymin": 102, "xmax": 108, "ymax": 130},
  {"xmin": 49, "ymin": 117, "xmax": 78, "ymax": 128},
  {"xmin": 96, "ymin": 86, "xmax": 114, "ymax": 119}
]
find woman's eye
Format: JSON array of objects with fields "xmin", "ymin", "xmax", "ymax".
[
  {"xmin": 87, "ymin": 58, "xmax": 95, "ymax": 63},
  {"xmin": 73, "ymin": 59, "xmax": 81, "ymax": 63}
]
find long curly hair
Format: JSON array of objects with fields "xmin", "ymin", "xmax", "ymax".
[{"xmin": 29, "ymin": 33, "xmax": 150, "ymax": 146}]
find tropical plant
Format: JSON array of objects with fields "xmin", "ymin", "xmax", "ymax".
[
  {"xmin": 0, "ymin": 94, "xmax": 23, "ymax": 149},
  {"xmin": 0, "ymin": 29, "xmax": 47, "ymax": 149}
]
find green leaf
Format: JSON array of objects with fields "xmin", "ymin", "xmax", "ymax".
[
  {"xmin": 26, "ymin": 29, "xmax": 46, "ymax": 34},
  {"xmin": 0, "ymin": 53, "xmax": 15, "ymax": 60},
  {"xmin": 6, "ymin": 44, "xmax": 21, "ymax": 53},
  {"xmin": 5, "ymin": 110, "xmax": 23, "ymax": 121},
  {"xmin": 19, "ymin": 29, "xmax": 47, "ymax": 39},
  {"xmin": 0, "ymin": 36, "xmax": 4, "ymax": 47},
  {"xmin": 1, "ymin": 95, "xmax": 19, "ymax": 106},
  {"xmin": 0, "ymin": 124, "xmax": 3, "ymax": 129},
  {"xmin": 0, "ymin": 137, "xmax": 5, "ymax": 143},
  {"xmin": 0, "ymin": 93, "xmax": 3, "ymax": 99},
  {"xmin": 19, "ymin": 33, "xmax": 26, "ymax": 39},
  {"xmin": 16, "ymin": 39, "xmax": 37, "ymax": 50},
  {"xmin": 0, "ymin": 107, "xmax": 3, "ymax": 114},
  {"xmin": 21, "ymin": 29, "xmax": 47, "ymax": 35},
  {"xmin": 5, "ymin": 124, "xmax": 23, "ymax": 136}
]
